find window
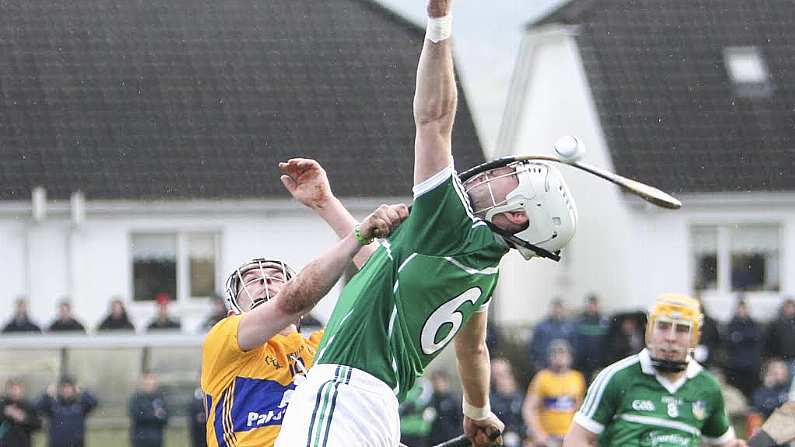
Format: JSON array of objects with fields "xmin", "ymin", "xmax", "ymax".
[
  {"xmin": 723, "ymin": 46, "xmax": 772, "ymax": 97},
  {"xmin": 131, "ymin": 232, "xmax": 219, "ymax": 301},
  {"xmin": 132, "ymin": 234, "xmax": 177, "ymax": 302},
  {"xmin": 691, "ymin": 226, "xmax": 717, "ymax": 291},
  {"xmin": 690, "ymin": 224, "xmax": 780, "ymax": 293},
  {"xmin": 729, "ymin": 224, "xmax": 779, "ymax": 291}
]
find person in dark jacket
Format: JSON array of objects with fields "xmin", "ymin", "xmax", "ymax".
[
  {"xmin": 187, "ymin": 386, "xmax": 206, "ymax": 447},
  {"xmin": 425, "ymin": 370, "xmax": 462, "ymax": 446},
  {"xmin": 693, "ymin": 294, "xmax": 722, "ymax": 367},
  {"xmin": 529, "ymin": 299, "xmax": 577, "ymax": 370},
  {"xmin": 490, "ymin": 358, "xmax": 526, "ymax": 447},
  {"xmin": 0, "ymin": 379, "xmax": 41, "ymax": 447},
  {"xmin": 146, "ymin": 294, "xmax": 181, "ymax": 331},
  {"xmin": 751, "ymin": 359, "xmax": 790, "ymax": 418},
  {"xmin": 36, "ymin": 376, "xmax": 98, "ymax": 447},
  {"xmin": 129, "ymin": 373, "xmax": 169, "ymax": 447},
  {"xmin": 726, "ymin": 299, "xmax": 762, "ymax": 397},
  {"xmin": 764, "ymin": 298, "xmax": 795, "ymax": 362},
  {"xmin": 97, "ymin": 298, "xmax": 136, "ymax": 332},
  {"xmin": 2, "ymin": 299, "xmax": 42, "ymax": 334},
  {"xmin": 573, "ymin": 294, "xmax": 608, "ymax": 381},
  {"xmin": 47, "ymin": 300, "xmax": 86, "ymax": 333}
]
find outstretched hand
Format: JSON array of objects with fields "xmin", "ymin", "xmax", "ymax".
[
  {"xmin": 358, "ymin": 204, "xmax": 409, "ymax": 242},
  {"xmin": 279, "ymin": 158, "xmax": 334, "ymax": 209},
  {"xmin": 464, "ymin": 414, "xmax": 504, "ymax": 447}
]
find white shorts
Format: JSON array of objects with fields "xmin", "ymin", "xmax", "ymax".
[{"xmin": 275, "ymin": 363, "xmax": 400, "ymax": 447}]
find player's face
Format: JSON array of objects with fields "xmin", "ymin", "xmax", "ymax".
[
  {"xmin": 236, "ymin": 266, "xmax": 287, "ymax": 312},
  {"xmin": 649, "ymin": 317, "xmax": 692, "ymax": 362}
]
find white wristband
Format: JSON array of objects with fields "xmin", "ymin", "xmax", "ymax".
[
  {"xmin": 463, "ymin": 400, "xmax": 491, "ymax": 421},
  {"xmin": 425, "ymin": 15, "xmax": 452, "ymax": 43}
]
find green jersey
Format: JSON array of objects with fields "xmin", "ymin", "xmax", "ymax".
[
  {"xmin": 316, "ymin": 167, "xmax": 508, "ymax": 401},
  {"xmin": 574, "ymin": 349, "xmax": 734, "ymax": 447}
]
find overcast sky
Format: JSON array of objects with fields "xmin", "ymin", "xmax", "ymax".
[{"xmin": 373, "ymin": 0, "xmax": 566, "ymax": 156}]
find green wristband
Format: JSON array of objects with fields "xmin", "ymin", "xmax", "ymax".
[{"xmin": 354, "ymin": 224, "xmax": 373, "ymax": 246}]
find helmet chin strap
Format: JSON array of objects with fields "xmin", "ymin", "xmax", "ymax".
[
  {"xmin": 650, "ymin": 357, "xmax": 688, "ymax": 373},
  {"xmin": 485, "ymin": 221, "xmax": 561, "ymax": 261},
  {"xmin": 649, "ymin": 345, "xmax": 691, "ymax": 373}
]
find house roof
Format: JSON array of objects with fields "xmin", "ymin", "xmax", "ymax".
[
  {"xmin": 530, "ymin": 0, "xmax": 795, "ymax": 194},
  {"xmin": 0, "ymin": 0, "xmax": 484, "ymax": 201}
]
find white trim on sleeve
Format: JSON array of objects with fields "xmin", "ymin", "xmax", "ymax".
[
  {"xmin": 412, "ymin": 165, "xmax": 453, "ymax": 198},
  {"xmin": 573, "ymin": 412, "xmax": 604, "ymax": 434}
]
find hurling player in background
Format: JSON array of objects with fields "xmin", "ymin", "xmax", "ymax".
[
  {"xmin": 564, "ymin": 294, "xmax": 747, "ymax": 447},
  {"xmin": 201, "ymin": 159, "xmax": 408, "ymax": 447},
  {"xmin": 276, "ymin": 0, "xmax": 578, "ymax": 445}
]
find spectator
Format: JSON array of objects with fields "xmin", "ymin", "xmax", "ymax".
[
  {"xmin": 709, "ymin": 367, "xmax": 748, "ymax": 419},
  {"xmin": 129, "ymin": 372, "xmax": 169, "ymax": 447},
  {"xmin": 726, "ymin": 299, "xmax": 762, "ymax": 397},
  {"xmin": 425, "ymin": 370, "xmax": 461, "ymax": 446},
  {"xmin": 200, "ymin": 296, "xmax": 227, "ymax": 331},
  {"xmin": 2, "ymin": 298, "xmax": 42, "ymax": 334},
  {"xmin": 490, "ymin": 358, "xmax": 525, "ymax": 447},
  {"xmin": 37, "ymin": 375, "xmax": 98, "ymax": 447},
  {"xmin": 147, "ymin": 294, "xmax": 181, "ymax": 331},
  {"xmin": 605, "ymin": 312, "xmax": 645, "ymax": 364},
  {"xmin": 751, "ymin": 359, "xmax": 790, "ymax": 418},
  {"xmin": 523, "ymin": 340, "xmax": 585, "ymax": 447},
  {"xmin": 529, "ymin": 299, "xmax": 576, "ymax": 370},
  {"xmin": 399, "ymin": 377, "xmax": 432, "ymax": 447},
  {"xmin": 693, "ymin": 294, "xmax": 722, "ymax": 367},
  {"xmin": 187, "ymin": 386, "xmax": 207, "ymax": 447},
  {"xmin": 47, "ymin": 300, "xmax": 86, "ymax": 333},
  {"xmin": 764, "ymin": 298, "xmax": 795, "ymax": 365},
  {"xmin": 0, "ymin": 378, "xmax": 41, "ymax": 447},
  {"xmin": 97, "ymin": 298, "xmax": 136, "ymax": 332},
  {"xmin": 573, "ymin": 294, "xmax": 608, "ymax": 381}
]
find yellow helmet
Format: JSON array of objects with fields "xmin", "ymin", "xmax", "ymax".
[{"xmin": 645, "ymin": 293, "xmax": 703, "ymax": 349}]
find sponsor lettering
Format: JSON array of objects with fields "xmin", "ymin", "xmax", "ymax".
[
  {"xmin": 631, "ymin": 400, "xmax": 656, "ymax": 411},
  {"xmin": 244, "ymin": 389, "xmax": 293, "ymax": 427}
]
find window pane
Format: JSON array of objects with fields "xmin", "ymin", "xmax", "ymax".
[
  {"xmin": 132, "ymin": 234, "xmax": 177, "ymax": 301},
  {"xmin": 730, "ymin": 225, "xmax": 780, "ymax": 291},
  {"xmin": 691, "ymin": 226, "xmax": 717, "ymax": 291},
  {"xmin": 189, "ymin": 233, "xmax": 216, "ymax": 298}
]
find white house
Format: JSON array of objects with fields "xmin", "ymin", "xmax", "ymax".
[
  {"xmin": 494, "ymin": 0, "xmax": 795, "ymax": 323},
  {"xmin": 0, "ymin": 0, "xmax": 486, "ymax": 332}
]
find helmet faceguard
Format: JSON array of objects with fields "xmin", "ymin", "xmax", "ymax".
[
  {"xmin": 645, "ymin": 294, "xmax": 703, "ymax": 373},
  {"xmin": 463, "ymin": 161, "xmax": 578, "ymax": 261},
  {"xmin": 224, "ymin": 258, "xmax": 296, "ymax": 315}
]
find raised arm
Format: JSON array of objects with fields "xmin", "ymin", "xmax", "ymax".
[
  {"xmin": 280, "ymin": 158, "xmax": 376, "ymax": 269},
  {"xmin": 413, "ymin": 0, "xmax": 457, "ymax": 186},
  {"xmin": 237, "ymin": 203, "xmax": 408, "ymax": 350},
  {"xmin": 454, "ymin": 311, "xmax": 505, "ymax": 447}
]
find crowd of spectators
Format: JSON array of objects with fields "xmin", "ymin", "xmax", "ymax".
[
  {"xmin": 3, "ymin": 292, "xmax": 795, "ymax": 445},
  {"xmin": 396, "ymin": 293, "xmax": 795, "ymax": 446},
  {"xmin": 0, "ymin": 373, "xmax": 207, "ymax": 447},
  {"xmin": 1, "ymin": 294, "xmax": 228, "ymax": 335}
]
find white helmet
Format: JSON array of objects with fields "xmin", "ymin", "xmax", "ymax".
[
  {"xmin": 463, "ymin": 161, "xmax": 577, "ymax": 260},
  {"xmin": 224, "ymin": 258, "xmax": 296, "ymax": 314}
]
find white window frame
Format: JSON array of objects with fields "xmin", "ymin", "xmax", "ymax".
[
  {"xmin": 129, "ymin": 230, "xmax": 222, "ymax": 303},
  {"xmin": 690, "ymin": 223, "xmax": 781, "ymax": 293}
]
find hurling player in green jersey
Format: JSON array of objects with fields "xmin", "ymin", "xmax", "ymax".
[
  {"xmin": 275, "ymin": 0, "xmax": 578, "ymax": 446},
  {"xmin": 564, "ymin": 294, "xmax": 747, "ymax": 447}
]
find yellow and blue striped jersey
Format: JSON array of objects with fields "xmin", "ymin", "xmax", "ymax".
[{"xmin": 201, "ymin": 315, "xmax": 323, "ymax": 447}]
